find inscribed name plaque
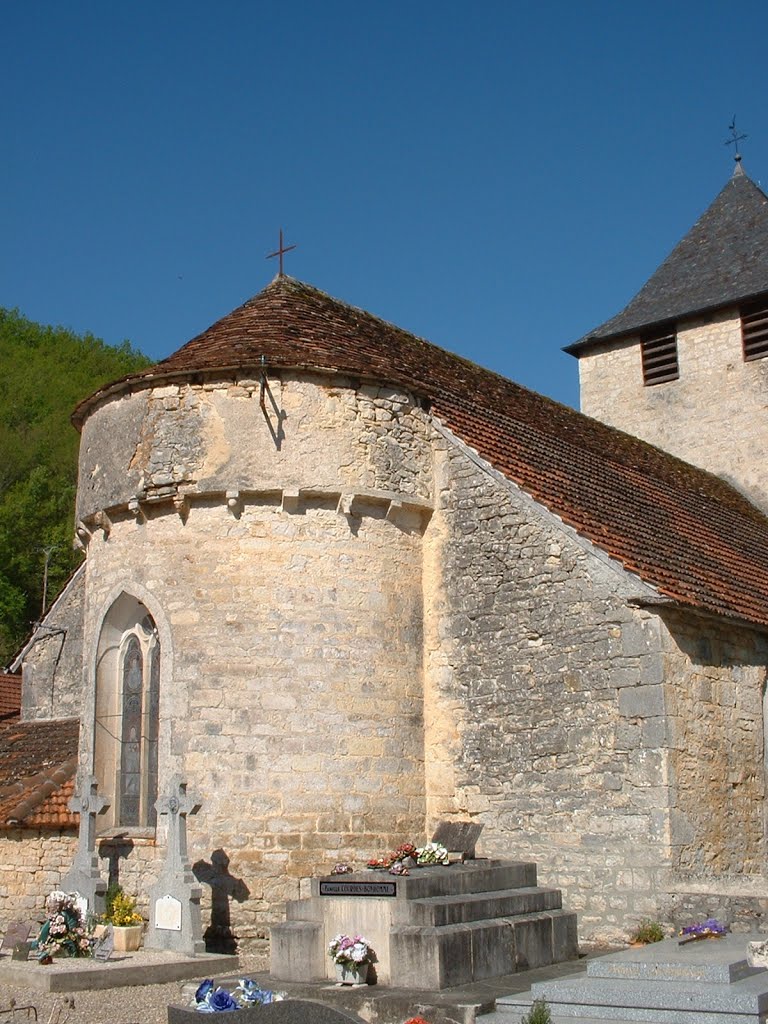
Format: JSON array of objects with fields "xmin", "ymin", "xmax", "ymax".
[
  {"xmin": 155, "ymin": 894, "xmax": 183, "ymax": 931},
  {"xmin": 93, "ymin": 925, "xmax": 114, "ymax": 962},
  {"xmin": 72, "ymin": 891, "xmax": 89, "ymax": 920},
  {"xmin": 319, "ymin": 880, "xmax": 397, "ymax": 897}
]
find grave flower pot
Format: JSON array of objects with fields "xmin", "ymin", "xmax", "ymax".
[
  {"xmin": 335, "ymin": 961, "xmax": 369, "ymax": 986},
  {"xmin": 112, "ymin": 924, "xmax": 143, "ymax": 952}
]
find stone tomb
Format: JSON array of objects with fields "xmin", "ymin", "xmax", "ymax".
[
  {"xmin": 168, "ymin": 998, "xmax": 367, "ymax": 1024},
  {"xmin": 270, "ymin": 859, "xmax": 577, "ymax": 990},
  {"xmin": 496, "ymin": 934, "xmax": 768, "ymax": 1023}
]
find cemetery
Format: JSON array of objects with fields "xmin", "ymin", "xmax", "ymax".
[{"xmin": 5, "ymin": 779, "xmax": 768, "ymax": 1024}]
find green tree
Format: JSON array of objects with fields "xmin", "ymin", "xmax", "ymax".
[{"xmin": 0, "ymin": 308, "xmax": 151, "ymax": 665}]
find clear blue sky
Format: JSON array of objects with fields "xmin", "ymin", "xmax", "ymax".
[{"xmin": 3, "ymin": 1, "xmax": 767, "ymax": 410}]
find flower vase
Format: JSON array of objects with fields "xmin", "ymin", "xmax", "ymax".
[{"xmin": 335, "ymin": 961, "xmax": 369, "ymax": 986}]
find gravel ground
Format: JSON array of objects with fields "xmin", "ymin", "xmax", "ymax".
[{"xmin": 0, "ymin": 951, "xmax": 270, "ymax": 1024}]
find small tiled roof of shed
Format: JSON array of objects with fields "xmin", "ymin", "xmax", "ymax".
[
  {"xmin": 0, "ymin": 673, "xmax": 21, "ymax": 721},
  {"xmin": 568, "ymin": 166, "xmax": 768, "ymax": 352},
  {"xmin": 73, "ymin": 274, "xmax": 768, "ymax": 631},
  {"xmin": 0, "ymin": 718, "xmax": 79, "ymax": 828}
]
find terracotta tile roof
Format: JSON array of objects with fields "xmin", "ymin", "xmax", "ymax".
[
  {"xmin": 73, "ymin": 275, "xmax": 768, "ymax": 631},
  {"xmin": 0, "ymin": 719, "xmax": 79, "ymax": 828},
  {"xmin": 569, "ymin": 167, "xmax": 768, "ymax": 351},
  {"xmin": 0, "ymin": 673, "xmax": 21, "ymax": 721}
]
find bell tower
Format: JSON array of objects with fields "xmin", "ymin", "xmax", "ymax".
[{"xmin": 566, "ymin": 163, "xmax": 768, "ymax": 513}]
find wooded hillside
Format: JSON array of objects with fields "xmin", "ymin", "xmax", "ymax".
[{"xmin": 0, "ymin": 308, "xmax": 151, "ymax": 665}]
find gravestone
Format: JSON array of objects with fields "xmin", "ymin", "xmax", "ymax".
[
  {"xmin": 2, "ymin": 920, "xmax": 33, "ymax": 961},
  {"xmin": 93, "ymin": 924, "xmax": 114, "ymax": 962},
  {"xmin": 59, "ymin": 775, "xmax": 110, "ymax": 915},
  {"xmin": 144, "ymin": 776, "xmax": 204, "ymax": 955},
  {"xmin": 431, "ymin": 820, "xmax": 484, "ymax": 860}
]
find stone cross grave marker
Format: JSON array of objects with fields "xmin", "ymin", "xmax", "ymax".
[
  {"xmin": 431, "ymin": 820, "xmax": 484, "ymax": 860},
  {"xmin": 145, "ymin": 776, "xmax": 204, "ymax": 955},
  {"xmin": 60, "ymin": 775, "xmax": 110, "ymax": 915}
]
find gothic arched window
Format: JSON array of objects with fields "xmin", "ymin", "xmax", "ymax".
[{"xmin": 95, "ymin": 596, "xmax": 160, "ymax": 829}]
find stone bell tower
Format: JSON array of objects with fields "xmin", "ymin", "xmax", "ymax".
[{"xmin": 566, "ymin": 161, "xmax": 768, "ymax": 514}]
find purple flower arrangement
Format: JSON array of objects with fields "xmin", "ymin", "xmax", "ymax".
[{"xmin": 678, "ymin": 918, "xmax": 728, "ymax": 944}]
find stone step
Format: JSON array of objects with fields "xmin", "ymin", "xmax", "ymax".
[
  {"xmin": 399, "ymin": 886, "xmax": 563, "ymax": 926},
  {"xmin": 524, "ymin": 972, "xmax": 768, "ymax": 1023},
  {"xmin": 389, "ymin": 911, "xmax": 579, "ymax": 989},
  {"xmin": 585, "ymin": 936, "xmax": 765, "ymax": 985},
  {"xmin": 310, "ymin": 860, "xmax": 539, "ymax": 901},
  {"xmin": 489, "ymin": 995, "xmax": 763, "ymax": 1024}
]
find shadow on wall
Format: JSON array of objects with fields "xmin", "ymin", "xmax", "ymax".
[
  {"xmin": 98, "ymin": 836, "xmax": 135, "ymax": 890},
  {"xmin": 193, "ymin": 848, "xmax": 250, "ymax": 953}
]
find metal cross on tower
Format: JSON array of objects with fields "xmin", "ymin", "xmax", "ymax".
[
  {"xmin": 725, "ymin": 116, "xmax": 748, "ymax": 163},
  {"xmin": 267, "ymin": 228, "xmax": 296, "ymax": 276}
]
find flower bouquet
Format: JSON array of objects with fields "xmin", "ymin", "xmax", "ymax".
[
  {"xmin": 31, "ymin": 891, "xmax": 93, "ymax": 962},
  {"xmin": 416, "ymin": 842, "xmax": 449, "ymax": 866},
  {"xmin": 328, "ymin": 933, "xmax": 375, "ymax": 985}
]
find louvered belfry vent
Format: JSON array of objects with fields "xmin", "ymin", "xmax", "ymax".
[
  {"xmin": 641, "ymin": 328, "xmax": 679, "ymax": 385},
  {"xmin": 741, "ymin": 299, "xmax": 768, "ymax": 361}
]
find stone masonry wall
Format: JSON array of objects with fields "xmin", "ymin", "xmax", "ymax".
[
  {"xmin": 0, "ymin": 830, "xmax": 77, "ymax": 920},
  {"xmin": 577, "ymin": 309, "xmax": 768, "ymax": 512},
  {"xmin": 19, "ymin": 566, "xmax": 85, "ymax": 722},
  {"xmin": 423, "ymin": 429, "xmax": 675, "ymax": 943},
  {"xmin": 661, "ymin": 609, "xmax": 767, "ymax": 876},
  {"xmin": 657, "ymin": 609, "xmax": 768, "ymax": 930},
  {"xmin": 77, "ymin": 374, "xmax": 432, "ymax": 521}
]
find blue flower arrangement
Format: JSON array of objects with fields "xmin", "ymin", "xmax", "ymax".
[{"xmin": 193, "ymin": 978, "xmax": 284, "ymax": 1013}]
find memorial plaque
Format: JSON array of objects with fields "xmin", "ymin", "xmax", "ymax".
[
  {"xmin": 155, "ymin": 893, "xmax": 183, "ymax": 931},
  {"xmin": 1, "ymin": 920, "xmax": 32, "ymax": 950},
  {"xmin": 93, "ymin": 925, "xmax": 114, "ymax": 962},
  {"xmin": 431, "ymin": 820, "xmax": 484, "ymax": 859},
  {"xmin": 319, "ymin": 880, "xmax": 397, "ymax": 897},
  {"xmin": 11, "ymin": 942, "xmax": 33, "ymax": 961}
]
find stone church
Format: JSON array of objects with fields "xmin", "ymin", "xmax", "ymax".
[{"xmin": 2, "ymin": 162, "xmax": 768, "ymax": 947}]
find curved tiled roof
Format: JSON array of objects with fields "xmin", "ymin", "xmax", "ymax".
[
  {"xmin": 0, "ymin": 718, "xmax": 79, "ymax": 828},
  {"xmin": 569, "ymin": 167, "xmax": 768, "ymax": 351},
  {"xmin": 74, "ymin": 275, "xmax": 768, "ymax": 630}
]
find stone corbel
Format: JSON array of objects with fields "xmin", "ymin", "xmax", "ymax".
[
  {"xmin": 385, "ymin": 499, "xmax": 405, "ymax": 526},
  {"xmin": 93, "ymin": 511, "xmax": 111, "ymax": 538},
  {"xmin": 337, "ymin": 493, "xmax": 355, "ymax": 517},
  {"xmin": 282, "ymin": 489, "xmax": 301, "ymax": 513},
  {"xmin": 75, "ymin": 520, "xmax": 92, "ymax": 545},
  {"xmin": 226, "ymin": 490, "xmax": 242, "ymax": 517},
  {"xmin": 173, "ymin": 494, "xmax": 189, "ymax": 521},
  {"xmin": 127, "ymin": 498, "xmax": 145, "ymax": 523}
]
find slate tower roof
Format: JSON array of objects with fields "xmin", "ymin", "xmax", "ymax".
[
  {"xmin": 568, "ymin": 165, "xmax": 768, "ymax": 352},
  {"xmin": 74, "ymin": 275, "xmax": 768, "ymax": 632}
]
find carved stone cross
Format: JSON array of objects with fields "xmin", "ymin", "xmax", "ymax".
[
  {"xmin": 60, "ymin": 774, "xmax": 110, "ymax": 914},
  {"xmin": 156, "ymin": 776, "xmax": 200, "ymax": 874},
  {"xmin": 69, "ymin": 775, "xmax": 110, "ymax": 860},
  {"xmin": 145, "ymin": 775, "xmax": 204, "ymax": 955}
]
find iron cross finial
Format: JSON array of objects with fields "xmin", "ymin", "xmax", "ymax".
[
  {"xmin": 725, "ymin": 116, "xmax": 748, "ymax": 163},
  {"xmin": 267, "ymin": 229, "xmax": 297, "ymax": 277}
]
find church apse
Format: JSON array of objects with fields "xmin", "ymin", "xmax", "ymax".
[{"xmin": 77, "ymin": 371, "xmax": 433, "ymax": 940}]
